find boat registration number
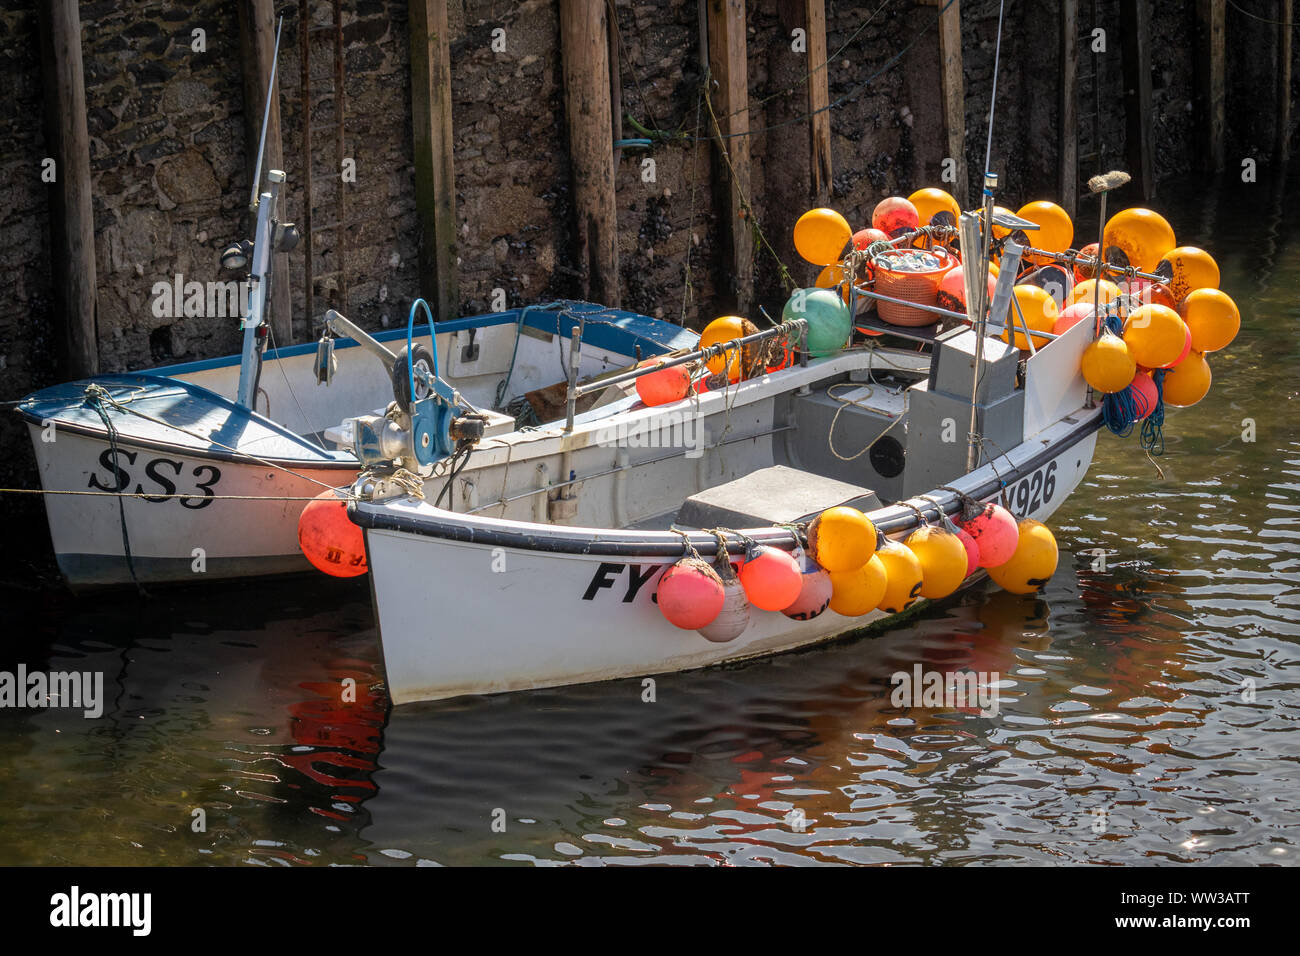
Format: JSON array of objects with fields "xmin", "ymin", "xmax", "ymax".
[
  {"xmin": 1004, "ymin": 460, "xmax": 1058, "ymax": 518},
  {"xmin": 88, "ymin": 448, "xmax": 222, "ymax": 509}
]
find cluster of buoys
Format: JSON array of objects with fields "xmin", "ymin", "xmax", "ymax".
[
  {"xmin": 1078, "ymin": 207, "xmax": 1239, "ymax": 414},
  {"xmin": 655, "ymin": 500, "xmax": 1061, "ymax": 639}
]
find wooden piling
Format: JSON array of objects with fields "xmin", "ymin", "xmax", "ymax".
[
  {"xmin": 1278, "ymin": 0, "xmax": 1293, "ymax": 162},
  {"xmin": 936, "ymin": 0, "xmax": 966, "ymax": 206},
  {"xmin": 410, "ymin": 0, "xmax": 460, "ymax": 322},
  {"xmin": 237, "ymin": 0, "xmax": 293, "ymax": 344},
  {"xmin": 1120, "ymin": 0, "xmax": 1153, "ymax": 200},
  {"xmin": 559, "ymin": 0, "xmax": 620, "ymax": 308},
  {"xmin": 36, "ymin": 0, "xmax": 98, "ymax": 379},
  {"xmin": 1059, "ymin": 0, "xmax": 1078, "ymax": 217},
  {"xmin": 806, "ymin": 0, "xmax": 832, "ymax": 205},
  {"xmin": 1197, "ymin": 0, "xmax": 1226, "ymax": 172},
  {"xmin": 705, "ymin": 0, "xmax": 754, "ymax": 314}
]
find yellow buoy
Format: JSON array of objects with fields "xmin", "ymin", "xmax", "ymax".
[
  {"xmin": 1161, "ymin": 351, "xmax": 1212, "ymax": 407},
  {"xmin": 828, "ymin": 554, "xmax": 887, "ymax": 616},
  {"xmin": 1002, "ymin": 285, "xmax": 1059, "ymax": 350},
  {"xmin": 987, "ymin": 519, "xmax": 1059, "ymax": 594},
  {"xmin": 1179, "ymin": 287, "xmax": 1240, "ymax": 353},
  {"xmin": 875, "ymin": 540, "xmax": 924, "ymax": 614},
  {"xmin": 908, "ymin": 187, "xmax": 961, "ymax": 228},
  {"xmin": 700, "ymin": 315, "xmax": 760, "ymax": 381},
  {"xmin": 815, "ymin": 263, "xmax": 845, "ymax": 288},
  {"xmin": 1016, "ymin": 200, "xmax": 1074, "ymax": 264},
  {"xmin": 1070, "ymin": 277, "xmax": 1121, "ymax": 308},
  {"xmin": 1123, "ymin": 304, "xmax": 1187, "ymax": 369},
  {"xmin": 905, "ymin": 525, "xmax": 968, "ymax": 600},
  {"xmin": 808, "ymin": 506, "xmax": 877, "ymax": 572},
  {"xmin": 1159, "ymin": 246, "xmax": 1220, "ymax": 301},
  {"xmin": 1081, "ymin": 332, "xmax": 1137, "ymax": 393},
  {"xmin": 794, "ymin": 208, "xmax": 852, "ymax": 266},
  {"xmin": 1103, "ymin": 207, "xmax": 1177, "ymax": 272}
]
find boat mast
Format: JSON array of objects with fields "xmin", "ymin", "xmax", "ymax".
[
  {"xmin": 236, "ymin": 17, "xmax": 285, "ymax": 411},
  {"xmin": 965, "ymin": 0, "xmax": 1007, "ymax": 474}
]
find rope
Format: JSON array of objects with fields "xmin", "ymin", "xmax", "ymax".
[
  {"xmin": 84, "ymin": 385, "xmax": 146, "ymax": 595},
  {"xmin": 1140, "ymin": 369, "xmax": 1167, "ymax": 477},
  {"xmin": 824, "ymin": 379, "xmax": 904, "ymax": 462},
  {"xmin": 1227, "ymin": 0, "xmax": 1300, "ymax": 26}
]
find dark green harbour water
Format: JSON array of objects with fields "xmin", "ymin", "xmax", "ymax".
[{"xmin": 1, "ymin": 173, "xmax": 1296, "ymax": 866}]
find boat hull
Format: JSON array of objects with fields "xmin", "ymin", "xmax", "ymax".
[
  {"xmin": 360, "ymin": 412, "xmax": 1101, "ymax": 704},
  {"xmin": 28, "ymin": 423, "xmax": 352, "ymax": 589}
]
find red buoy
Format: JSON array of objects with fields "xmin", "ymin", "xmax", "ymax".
[
  {"xmin": 739, "ymin": 545, "xmax": 802, "ymax": 611},
  {"xmin": 959, "ymin": 503, "xmax": 1019, "ymax": 568},
  {"xmin": 636, "ymin": 363, "xmax": 691, "ymax": 406},
  {"xmin": 298, "ymin": 489, "xmax": 368, "ymax": 577}
]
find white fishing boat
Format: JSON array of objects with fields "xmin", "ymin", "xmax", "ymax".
[{"xmin": 338, "ymin": 193, "xmax": 1121, "ymax": 704}]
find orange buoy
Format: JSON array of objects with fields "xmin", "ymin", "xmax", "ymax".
[
  {"xmin": 657, "ymin": 557, "xmax": 726, "ymax": 630},
  {"xmin": 1070, "ymin": 277, "xmax": 1121, "ymax": 308},
  {"xmin": 828, "ymin": 554, "xmax": 887, "ymax": 616},
  {"xmin": 794, "ymin": 208, "xmax": 852, "ymax": 266},
  {"xmin": 1103, "ymin": 207, "xmax": 1177, "ymax": 272},
  {"xmin": 1002, "ymin": 285, "xmax": 1059, "ymax": 350},
  {"xmin": 298, "ymin": 489, "xmax": 368, "ymax": 577},
  {"xmin": 905, "ymin": 525, "xmax": 968, "ymax": 600},
  {"xmin": 700, "ymin": 315, "xmax": 761, "ymax": 382},
  {"xmin": 1179, "ymin": 287, "xmax": 1240, "ymax": 353},
  {"xmin": 1159, "ymin": 246, "xmax": 1220, "ymax": 302},
  {"xmin": 987, "ymin": 519, "xmax": 1059, "ymax": 595},
  {"xmin": 635, "ymin": 363, "xmax": 691, "ymax": 406},
  {"xmin": 908, "ymin": 187, "xmax": 961, "ymax": 228},
  {"xmin": 989, "ymin": 205, "xmax": 1016, "ymax": 240},
  {"xmin": 739, "ymin": 545, "xmax": 803, "ymax": 612},
  {"xmin": 959, "ymin": 502, "xmax": 1019, "ymax": 567},
  {"xmin": 1123, "ymin": 304, "xmax": 1187, "ymax": 369},
  {"xmin": 782, "ymin": 550, "xmax": 833, "ymax": 620},
  {"xmin": 1082, "ymin": 332, "xmax": 1136, "ymax": 393},
  {"xmin": 808, "ymin": 506, "xmax": 877, "ymax": 572},
  {"xmin": 874, "ymin": 540, "xmax": 924, "ymax": 614},
  {"xmin": 1161, "ymin": 351, "xmax": 1212, "ymax": 407},
  {"xmin": 1016, "ymin": 200, "xmax": 1074, "ymax": 264}
]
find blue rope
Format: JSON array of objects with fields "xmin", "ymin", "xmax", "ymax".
[{"xmin": 1140, "ymin": 369, "xmax": 1167, "ymax": 457}]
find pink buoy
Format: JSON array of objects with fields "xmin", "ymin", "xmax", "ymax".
[
  {"xmin": 852, "ymin": 227, "xmax": 890, "ymax": 250},
  {"xmin": 781, "ymin": 549, "xmax": 833, "ymax": 621},
  {"xmin": 954, "ymin": 526, "xmax": 980, "ymax": 577},
  {"xmin": 959, "ymin": 503, "xmax": 1020, "ymax": 568},
  {"xmin": 872, "ymin": 197, "xmax": 920, "ymax": 238},
  {"xmin": 656, "ymin": 558, "xmax": 725, "ymax": 630},
  {"xmin": 1053, "ymin": 302, "xmax": 1096, "ymax": 336},
  {"xmin": 1128, "ymin": 370, "xmax": 1159, "ymax": 422},
  {"xmin": 739, "ymin": 545, "xmax": 803, "ymax": 611}
]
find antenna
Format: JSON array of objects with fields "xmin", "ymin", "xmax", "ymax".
[{"xmin": 249, "ymin": 16, "xmax": 285, "ymax": 211}]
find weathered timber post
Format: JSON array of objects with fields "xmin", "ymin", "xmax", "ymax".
[
  {"xmin": 1197, "ymin": 0, "xmax": 1226, "ymax": 173},
  {"xmin": 1060, "ymin": 0, "xmax": 1079, "ymax": 216},
  {"xmin": 559, "ymin": 0, "xmax": 621, "ymax": 307},
  {"xmin": 410, "ymin": 0, "xmax": 460, "ymax": 321},
  {"xmin": 237, "ymin": 0, "xmax": 293, "ymax": 344},
  {"xmin": 36, "ymin": 0, "xmax": 98, "ymax": 379},
  {"xmin": 1120, "ymin": 0, "xmax": 1154, "ymax": 200},
  {"xmin": 937, "ymin": 0, "xmax": 966, "ymax": 207},
  {"xmin": 805, "ymin": 0, "xmax": 832, "ymax": 206},
  {"xmin": 705, "ymin": 0, "xmax": 753, "ymax": 314},
  {"xmin": 1278, "ymin": 0, "xmax": 1293, "ymax": 162}
]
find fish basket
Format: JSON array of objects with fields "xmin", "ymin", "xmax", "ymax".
[{"xmin": 872, "ymin": 247, "xmax": 955, "ymax": 327}]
